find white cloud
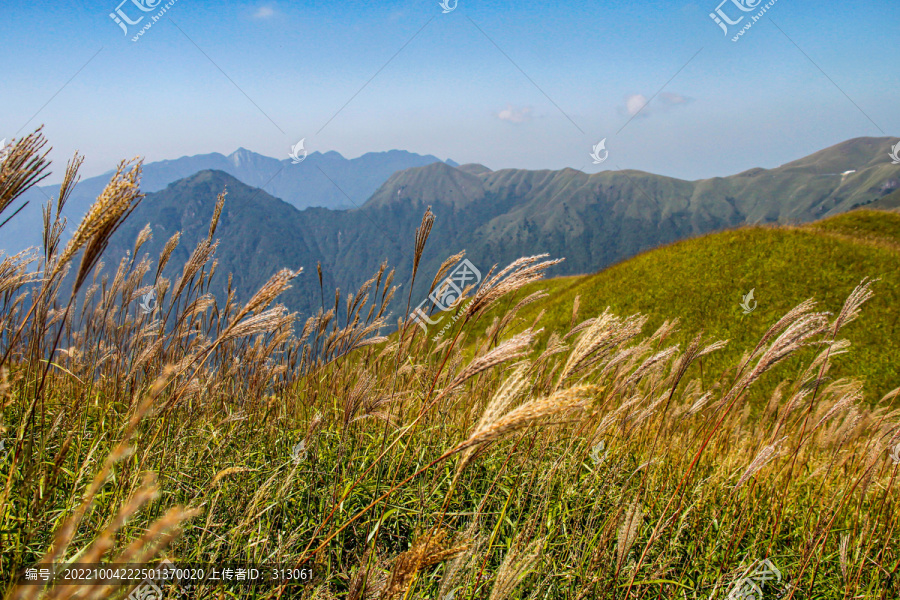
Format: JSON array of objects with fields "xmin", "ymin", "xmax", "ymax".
[
  {"xmin": 659, "ymin": 91, "xmax": 691, "ymax": 106},
  {"xmin": 496, "ymin": 104, "xmax": 534, "ymax": 124},
  {"xmin": 625, "ymin": 94, "xmax": 649, "ymax": 117},
  {"xmin": 253, "ymin": 6, "xmax": 276, "ymax": 19},
  {"xmin": 621, "ymin": 91, "xmax": 693, "ymax": 118}
]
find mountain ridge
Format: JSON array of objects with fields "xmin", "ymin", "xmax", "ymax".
[{"xmin": 96, "ymin": 136, "xmax": 900, "ymax": 322}]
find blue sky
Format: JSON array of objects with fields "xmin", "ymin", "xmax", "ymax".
[{"xmin": 1, "ymin": 0, "xmax": 897, "ymax": 184}]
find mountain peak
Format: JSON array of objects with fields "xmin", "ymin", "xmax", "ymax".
[
  {"xmin": 228, "ymin": 147, "xmax": 263, "ymax": 167},
  {"xmin": 364, "ymin": 161, "xmax": 486, "ymax": 209},
  {"xmin": 779, "ymin": 136, "xmax": 897, "ymax": 172},
  {"xmin": 165, "ymin": 169, "xmax": 251, "ymax": 194},
  {"xmin": 457, "ymin": 163, "xmax": 492, "ymax": 176}
]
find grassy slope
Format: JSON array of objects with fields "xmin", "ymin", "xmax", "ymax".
[
  {"xmin": 476, "ymin": 209, "xmax": 900, "ymax": 400},
  {"xmin": 7, "ymin": 135, "xmax": 900, "ymax": 600}
]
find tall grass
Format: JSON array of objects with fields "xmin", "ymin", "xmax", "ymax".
[{"xmin": 1, "ymin": 132, "xmax": 898, "ymax": 599}]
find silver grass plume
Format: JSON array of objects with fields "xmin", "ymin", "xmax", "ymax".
[
  {"xmin": 616, "ymin": 500, "xmax": 644, "ymax": 569},
  {"xmin": 734, "ymin": 436, "xmax": 787, "ymax": 488},
  {"xmin": 488, "ymin": 536, "xmax": 545, "ymax": 600}
]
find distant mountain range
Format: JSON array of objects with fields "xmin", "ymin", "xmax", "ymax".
[
  {"xmin": 93, "ymin": 136, "xmax": 899, "ymax": 320},
  {"xmin": 4, "ymin": 147, "xmax": 457, "ymax": 255}
]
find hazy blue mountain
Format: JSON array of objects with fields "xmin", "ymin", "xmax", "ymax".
[{"xmin": 2, "ymin": 148, "xmax": 455, "ymax": 255}]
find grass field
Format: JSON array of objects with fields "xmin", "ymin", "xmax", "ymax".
[
  {"xmin": 1, "ymin": 132, "xmax": 899, "ymax": 599},
  {"xmin": 470, "ymin": 209, "xmax": 900, "ymax": 403}
]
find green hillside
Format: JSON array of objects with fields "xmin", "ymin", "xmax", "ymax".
[
  {"xmin": 859, "ymin": 187, "xmax": 900, "ymax": 212},
  {"xmin": 465, "ymin": 209, "xmax": 900, "ymax": 400}
]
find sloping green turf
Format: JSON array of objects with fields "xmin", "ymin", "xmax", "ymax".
[{"xmin": 472, "ymin": 209, "xmax": 900, "ymax": 401}]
